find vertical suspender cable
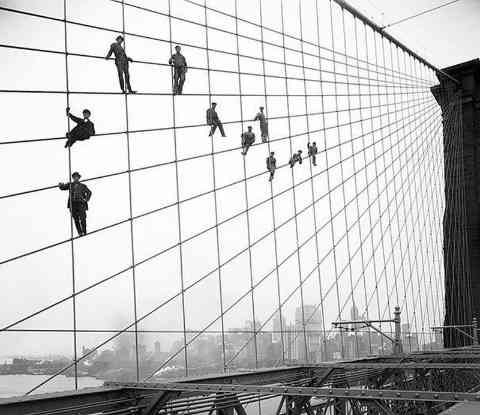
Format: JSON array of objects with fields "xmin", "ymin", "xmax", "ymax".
[
  {"xmin": 389, "ymin": 42, "xmax": 412, "ymax": 351},
  {"xmin": 316, "ymin": 0, "xmax": 345, "ymax": 357},
  {"xmin": 63, "ymin": 0, "xmax": 78, "ymax": 389},
  {"xmin": 167, "ymin": 0, "xmax": 189, "ymax": 376},
  {"xmin": 395, "ymin": 47, "xmax": 421, "ymax": 348},
  {"xmin": 279, "ymin": 0, "xmax": 308, "ymax": 362},
  {"xmin": 362, "ymin": 21, "xmax": 385, "ymax": 353},
  {"xmin": 303, "ymin": 0, "xmax": 329, "ymax": 361},
  {"xmin": 120, "ymin": 0, "xmax": 140, "ymax": 381},
  {"xmin": 202, "ymin": 0, "xmax": 227, "ymax": 372},
  {"xmin": 258, "ymin": 0, "xmax": 286, "ymax": 364},
  {"xmin": 337, "ymin": 5, "xmax": 360, "ymax": 355},
  {"xmin": 371, "ymin": 26, "xmax": 392, "ymax": 339},
  {"xmin": 233, "ymin": 0, "xmax": 259, "ymax": 368},
  {"xmin": 352, "ymin": 17, "xmax": 372, "ymax": 354},
  {"xmin": 301, "ymin": 0, "xmax": 329, "ymax": 359},
  {"xmin": 379, "ymin": 36, "xmax": 401, "ymax": 317}
]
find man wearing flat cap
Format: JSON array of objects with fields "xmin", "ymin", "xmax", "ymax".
[
  {"xmin": 65, "ymin": 107, "xmax": 95, "ymax": 148},
  {"xmin": 254, "ymin": 106, "xmax": 269, "ymax": 143},
  {"xmin": 59, "ymin": 172, "xmax": 92, "ymax": 237},
  {"xmin": 169, "ymin": 45, "xmax": 188, "ymax": 95},
  {"xmin": 105, "ymin": 35, "xmax": 136, "ymax": 94},
  {"xmin": 206, "ymin": 102, "xmax": 226, "ymax": 137}
]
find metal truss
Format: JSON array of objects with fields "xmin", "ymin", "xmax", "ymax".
[{"xmin": 2, "ymin": 348, "xmax": 480, "ymax": 415}]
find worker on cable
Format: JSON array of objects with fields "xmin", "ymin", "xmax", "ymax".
[
  {"xmin": 105, "ymin": 35, "xmax": 136, "ymax": 94},
  {"xmin": 289, "ymin": 150, "xmax": 303, "ymax": 168},
  {"xmin": 64, "ymin": 107, "xmax": 95, "ymax": 148},
  {"xmin": 254, "ymin": 106, "xmax": 269, "ymax": 143},
  {"xmin": 206, "ymin": 102, "xmax": 226, "ymax": 137},
  {"xmin": 169, "ymin": 45, "xmax": 187, "ymax": 95},
  {"xmin": 307, "ymin": 141, "xmax": 318, "ymax": 166},
  {"xmin": 266, "ymin": 151, "xmax": 276, "ymax": 181},
  {"xmin": 241, "ymin": 126, "xmax": 255, "ymax": 155},
  {"xmin": 58, "ymin": 172, "xmax": 92, "ymax": 237}
]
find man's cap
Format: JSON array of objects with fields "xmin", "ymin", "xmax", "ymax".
[
  {"xmin": 116, "ymin": 35, "xmax": 124, "ymax": 41},
  {"xmin": 298, "ymin": 150, "xmax": 303, "ymax": 153},
  {"xmin": 175, "ymin": 45, "xmax": 181, "ymax": 49},
  {"xmin": 270, "ymin": 151, "xmax": 275, "ymax": 155},
  {"xmin": 260, "ymin": 106, "xmax": 264, "ymax": 110},
  {"xmin": 82, "ymin": 109, "xmax": 91, "ymax": 115},
  {"xmin": 211, "ymin": 102, "xmax": 217, "ymax": 105},
  {"xmin": 72, "ymin": 172, "xmax": 81, "ymax": 178},
  {"xmin": 248, "ymin": 125, "xmax": 252, "ymax": 128}
]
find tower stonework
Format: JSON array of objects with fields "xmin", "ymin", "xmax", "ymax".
[{"xmin": 432, "ymin": 59, "xmax": 480, "ymax": 346}]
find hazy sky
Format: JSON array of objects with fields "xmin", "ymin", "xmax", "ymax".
[
  {"xmin": 348, "ymin": 0, "xmax": 480, "ymax": 68},
  {"xmin": 0, "ymin": 0, "xmax": 454, "ymax": 393}
]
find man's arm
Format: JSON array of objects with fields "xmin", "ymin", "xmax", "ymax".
[
  {"xmin": 58, "ymin": 182, "xmax": 69, "ymax": 191},
  {"xmin": 168, "ymin": 55, "xmax": 173, "ymax": 65},
  {"xmin": 105, "ymin": 44, "xmax": 114, "ymax": 59},
  {"xmin": 68, "ymin": 113, "xmax": 83, "ymax": 124},
  {"xmin": 253, "ymin": 113, "xmax": 260, "ymax": 121},
  {"xmin": 83, "ymin": 185, "xmax": 92, "ymax": 202}
]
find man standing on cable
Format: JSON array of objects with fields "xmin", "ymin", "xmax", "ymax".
[
  {"xmin": 58, "ymin": 172, "xmax": 92, "ymax": 237},
  {"xmin": 241, "ymin": 126, "xmax": 255, "ymax": 155},
  {"xmin": 254, "ymin": 106, "xmax": 269, "ymax": 143},
  {"xmin": 206, "ymin": 102, "xmax": 226, "ymax": 137},
  {"xmin": 105, "ymin": 35, "xmax": 136, "ymax": 94},
  {"xmin": 169, "ymin": 45, "xmax": 187, "ymax": 95},
  {"xmin": 307, "ymin": 141, "xmax": 318, "ymax": 166},
  {"xmin": 266, "ymin": 151, "xmax": 276, "ymax": 181},
  {"xmin": 64, "ymin": 107, "xmax": 95, "ymax": 148},
  {"xmin": 289, "ymin": 150, "xmax": 303, "ymax": 168}
]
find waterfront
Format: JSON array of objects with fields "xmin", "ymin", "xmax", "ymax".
[{"xmin": 0, "ymin": 375, "xmax": 103, "ymax": 399}]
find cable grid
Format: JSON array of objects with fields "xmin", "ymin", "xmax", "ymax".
[{"xmin": 0, "ymin": 0, "xmax": 458, "ymax": 398}]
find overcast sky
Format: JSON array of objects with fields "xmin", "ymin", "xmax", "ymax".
[
  {"xmin": 0, "ymin": 0, "xmax": 459, "ymax": 393},
  {"xmin": 348, "ymin": 0, "xmax": 480, "ymax": 68}
]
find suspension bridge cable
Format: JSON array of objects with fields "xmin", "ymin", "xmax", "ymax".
[
  {"xmin": 62, "ymin": 0, "xmax": 78, "ymax": 389},
  {"xmin": 381, "ymin": 0, "xmax": 462, "ymax": 30},
  {"xmin": 183, "ymin": 0, "xmax": 434, "ymax": 85},
  {"xmin": 290, "ymin": 106, "xmax": 442, "ymax": 354},
  {"xmin": 0, "ymin": 0, "xmax": 449, "ymax": 395},
  {"xmin": 0, "ymin": 95, "xmax": 434, "ymax": 270},
  {"xmin": 202, "ymin": 0, "xmax": 227, "ymax": 374},
  {"xmin": 2, "ymin": 99, "xmax": 438, "ymax": 336},
  {"xmin": 23, "ymin": 101, "xmax": 440, "ymax": 393},
  {"xmin": 0, "ymin": 6, "xmax": 433, "ymax": 88},
  {"xmin": 258, "ymin": 0, "xmax": 286, "ymax": 365}
]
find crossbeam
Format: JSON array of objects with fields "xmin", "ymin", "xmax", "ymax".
[{"xmin": 112, "ymin": 382, "xmax": 480, "ymax": 404}]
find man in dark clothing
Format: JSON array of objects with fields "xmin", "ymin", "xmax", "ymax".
[
  {"xmin": 206, "ymin": 102, "xmax": 226, "ymax": 137},
  {"xmin": 65, "ymin": 107, "xmax": 95, "ymax": 148},
  {"xmin": 266, "ymin": 151, "xmax": 276, "ymax": 181},
  {"xmin": 289, "ymin": 150, "xmax": 303, "ymax": 168},
  {"xmin": 241, "ymin": 126, "xmax": 255, "ymax": 155},
  {"xmin": 169, "ymin": 45, "xmax": 187, "ymax": 95},
  {"xmin": 105, "ymin": 35, "xmax": 136, "ymax": 94},
  {"xmin": 58, "ymin": 172, "xmax": 92, "ymax": 237},
  {"xmin": 307, "ymin": 141, "xmax": 318, "ymax": 166},
  {"xmin": 254, "ymin": 106, "xmax": 269, "ymax": 143}
]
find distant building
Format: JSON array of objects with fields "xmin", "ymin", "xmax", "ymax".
[
  {"xmin": 272, "ymin": 312, "xmax": 285, "ymax": 343},
  {"xmin": 295, "ymin": 305, "xmax": 323, "ymax": 362},
  {"xmin": 154, "ymin": 341, "xmax": 162, "ymax": 361}
]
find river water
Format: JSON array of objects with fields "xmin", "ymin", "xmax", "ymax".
[{"xmin": 0, "ymin": 374, "xmax": 103, "ymax": 399}]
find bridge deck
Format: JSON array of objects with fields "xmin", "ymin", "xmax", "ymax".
[{"xmin": 1, "ymin": 348, "xmax": 480, "ymax": 414}]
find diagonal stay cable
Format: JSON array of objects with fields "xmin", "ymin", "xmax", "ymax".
[
  {"xmin": 0, "ymin": 97, "xmax": 436, "ymax": 267},
  {"xmin": 1, "ymin": 101, "xmax": 438, "ymax": 333}
]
